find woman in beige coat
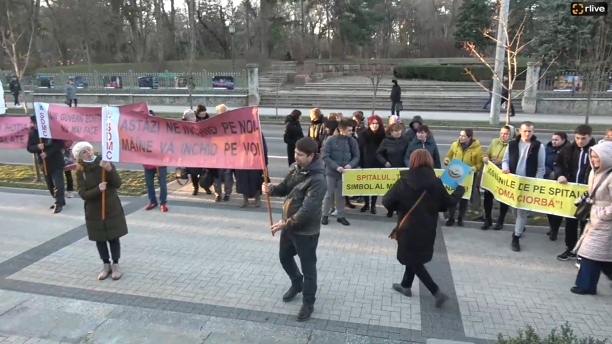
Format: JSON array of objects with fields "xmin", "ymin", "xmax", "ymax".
[{"xmin": 571, "ymin": 142, "xmax": 612, "ymax": 295}]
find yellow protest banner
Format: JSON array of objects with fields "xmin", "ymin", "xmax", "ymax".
[
  {"xmin": 480, "ymin": 164, "xmax": 588, "ymax": 218},
  {"xmin": 342, "ymin": 168, "xmax": 473, "ymax": 199}
]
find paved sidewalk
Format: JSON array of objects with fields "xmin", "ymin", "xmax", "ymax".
[{"xmin": 0, "ymin": 186, "xmax": 610, "ymax": 343}]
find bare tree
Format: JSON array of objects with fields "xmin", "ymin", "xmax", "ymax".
[
  {"xmin": 0, "ymin": 0, "xmax": 41, "ymax": 79},
  {"xmin": 186, "ymin": 0, "xmax": 197, "ymax": 109},
  {"xmin": 364, "ymin": 64, "xmax": 387, "ymax": 115},
  {"xmin": 462, "ymin": 16, "xmax": 557, "ymax": 124}
]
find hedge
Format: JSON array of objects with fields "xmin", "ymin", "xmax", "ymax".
[
  {"xmin": 393, "ymin": 65, "xmax": 527, "ymax": 82},
  {"xmin": 496, "ymin": 322, "xmax": 607, "ymax": 344}
]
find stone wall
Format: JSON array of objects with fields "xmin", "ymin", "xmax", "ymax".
[
  {"xmin": 32, "ymin": 93, "xmax": 248, "ymax": 107},
  {"xmin": 536, "ymin": 97, "xmax": 612, "ymax": 116},
  {"xmin": 303, "ymin": 61, "xmax": 396, "ymax": 79}
]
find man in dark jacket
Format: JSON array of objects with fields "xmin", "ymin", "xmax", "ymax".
[
  {"xmin": 553, "ymin": 125, "xmax": 596, "ymax": 265},
  {"xmin": 321, "ymin": 119, "xmax": 360, "ymax": 226},
  {"xmin": 390, "ymin": 80, "xmax": 402, "ymax": 116},
  {"xmin": 26, "ymin": 115, "xmax": 66, "ymax": 213},
  {"xmin": 9, "ymin": 76, "xmax": 21, "ymax": 107},
  {"xmin": 307, "ymin": 108, "xmax": 327, "ymax": 152},
  {"xmin": 262, "ymin": 137, "xmax": 326, "ymax": 322}
]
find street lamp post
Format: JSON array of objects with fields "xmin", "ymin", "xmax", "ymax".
[{"xmin": 229, "ymin": 25, "xmax": 236, "ymax": 74}]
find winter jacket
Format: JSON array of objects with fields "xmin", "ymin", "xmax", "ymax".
[
  {"xmin": 284, "ymin": 116, "xmax": 304, "ymax": 146},
  {"xmin": 544, "ymin": 141, "xmax": 567, "ymax": 179},
  {"xmin": 382, "ymin": 166, "xmax": 464, "ymax": 266},
  {"xmin": 554, "ymin": 138, "xmax": 597, "ymax": 184},
  {"xmin": 76, "ymin": 155, "xmax": 128, "ymax": 242},
  {"xmin": 65, "ymin": 84, "xmax": 77, "ymax": 100},
  {"xmin": 8, "ymin": 80, "xmax": 21, "ymax": 94},
  {"xmin": 322, "ymin": 133, "xmax": 360, "ymax": 179},
  {"xmin": 576, "ymin": 142, "xmax": 612, "ymax": 262},
  {"xmin": 405, "ymin": 116, "xmax": 423, "ymax": 142},
  {"xmin": 26, "ymin": 128, "xmax": 66, "ymax": 173},
  {"xmin": 358, "ymin": 128, "xmax": 386, "ymax": 168},
  {"xmin": 308, "ymin": 115, "xmax": 327, "ymax": 151},
  {"xmin": 390, "ymin": 85, "xmax": 401, "ymax": 102},
  {"xmin": 444, "ymin": 139, "xmax": 484, "ymax": 172},
  {"xmin": 270, "ymin": 156, "xmax": 327, "ymax": 236},
  {"xmin": 503, "ymin": 136, "xmax": 545, "ymax": 178},
  {"xmin": 376, "ymin": 135, "xmax": 410, "ymax": 168},
  {"xmin": 484, "ymin": 138, "xmax": 511, "ymax": 168},
  {"xmin": 405, "ymin": 135, "xmax": 441, "ymax": 169}
]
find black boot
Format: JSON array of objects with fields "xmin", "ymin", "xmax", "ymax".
[
  {"xmin": 549, "ymin": 228, "xmax": 558, "ymax": 241},
  {"xmin": 296, "ymin": 304, "xmax": 314, "ymax": 322},
  {"xmin": 511, "ymin": 234, "xmax": 521, "ymax": 252},
  {"xmin": 445, "ymin": 217, "xmax": 455, "ymax": 226},
  {"xmin": 360, "ymin": 203, "xmax": 369, "ymax": 213},
  {"xmin": 457, "ymin": 217, "xmax": 464, "ymax": 227},
  {"xmin": 282, "ymin": 285, "xmax": 303, "ymax": 302},
  {"xmin": 345, "ymin": 200, "xmax": 356, "ymax": 209},
  {"xmin": 481, "ymin": 218, "xmax": 492, "ymax": 230},
  {"xmin": 321, "ymin": 216, "xmax": 329, "ymax": 225}
]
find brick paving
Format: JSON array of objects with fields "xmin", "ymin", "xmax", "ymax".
[{"xmin": 0, "ymin": 186, "xmax": 611, "ymax": 343}]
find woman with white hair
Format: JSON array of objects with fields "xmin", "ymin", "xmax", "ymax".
[
  {"xmin": 216, "ymin": 104, "xmax": 228, "ymax": 114},
  {"xmin": 73, "ymin": 141, "xmax": 128, "ymax": 281}
]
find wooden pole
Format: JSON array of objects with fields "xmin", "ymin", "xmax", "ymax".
[
  {"xmin": 101, "ymin": 169, "xmax": 106, "ymax": 220},
  {"xmin": 38, "ymin": 138, "xmax": 48, "ymax": 175},
  {"xmin": 264, "ymin": 167, "xmax": 274, "ymax": 235}
]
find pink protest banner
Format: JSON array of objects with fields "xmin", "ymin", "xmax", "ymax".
[
  {"xmin": 0, "ymin": 116, "xmax": 31, "ymax": 149},
  {"xmin": 103, "ymin": 106, "xmax": 265, "ymax": 170},
  {"xmin": 34, "ymin": 102, "xmax": 149, "ymax": 142}
]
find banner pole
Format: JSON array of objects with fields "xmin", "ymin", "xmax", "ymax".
[
  {"xmin": 38, "ymin": 138, "xmax": 48, "ymax": 175},
  {"xmin": 101, "ymin": 169, "xmax": 106, "ymax": 220},
  {"xmin": 264, "ymin": 167, "xmax": 273, "ymax": 227}
]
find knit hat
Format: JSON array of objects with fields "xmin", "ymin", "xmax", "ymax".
[
  {"xmin": 72, "ymin": 141, "xmax": 93, "ymax": 160},
  {"xmin": 182, "ymin": 109, "xmax": 195, "ymax": 121}
]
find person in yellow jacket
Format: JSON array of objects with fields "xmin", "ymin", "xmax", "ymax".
[
  {"xmin": 443, "ymin": 128, "xmax": 483, "ymax": 226},
  {"xmin": 481, "ymin": 125, "xmax": 515, "ymax": 230}
]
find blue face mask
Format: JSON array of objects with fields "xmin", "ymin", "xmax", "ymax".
[{"xmin": 82, "ymin": 156, "xmax": 96, "ymax": 163}]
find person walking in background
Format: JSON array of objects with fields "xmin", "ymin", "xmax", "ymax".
[
  {"xmin": 570, "ymin": 142, "xmax": 612, "ymax": 295},
  {"xmin": 502, "ymin": 121, "xmax": 546, "ymax": 252},
  {"xmin": 554, "ymin": 125, "xmax": 597, "ymax": 267},
  {"xmin": 284, "ymin": 109, "xmax": 304, "ymax": 166},
  {"xmin": 66, "ymin": 79, "xmax": 77, "ymax": 107},
  {"xmin": 261, "ymin": 137, "xmax": 326, "ymax": 322},
  {"xmin": 390, "ymin": 80, "xmax": 402, "ymax": 117},
  {"xmin": 482, "ymin": 78, "xmax": 493, "ymax": 110},
  {"xmin": 236, "ymin": 135, "xmax": 269, "ymax": 208},
  {"xmin": 383, "ymin": 149, "xmax": 465, "ymax": 308},
  {"xmin": 8, "ymin": 75, "xmax": 21, "ymax": 107},
  {"xmin": 405, "ymin": 125, "xmax": 441, "ymax": 168},
  {"xmin": 321, "ymin": 119, "xmax": 360, "ymax": 226},
  {"xmin": 544, "ymin": 131, "xmax": 568, "ymax": 240},
  {"xmin": 500, "ymin": 75, "xmax": 515, "ymax": 117},
  {"xmin": 481, "ymin": 125, "xmax": 514, "ymax": 230},
  {"xmin": 444, "ymin": 128, "xmax": 483, "ymax": 227},
  {"xmin": 358, "ymin": 115, "xmax": 386, "ymax": 214},
  {"xmin": 143, "ymin": 164, "xmax": 168, "ymax": 212},
  {"xmin": 308, "ymin": 108, "xmax": 327, "ymax": 152},
  {"xmin": 26, "ymin": 115, "xmax": 66, "ymax": 213},
  {"xmin": 73, "ymin": 141, "xmax": 128, "ymax": 281}
]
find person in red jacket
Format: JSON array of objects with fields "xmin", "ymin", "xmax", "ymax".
[{"xmin": 143, "ymin": 164, "xmax": 168, "ymax": 212}]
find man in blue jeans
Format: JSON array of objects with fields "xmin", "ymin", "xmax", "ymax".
[{"xmin": 143, "ymin": 164, "xmax": 168, "ymax": 212}]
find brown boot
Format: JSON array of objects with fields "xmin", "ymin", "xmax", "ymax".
[
  {"xmin": 111, "ymin": 264, "xmax": 123, "ymax": 280},
  {"xmin": 239, "ymin": 195, "xmax": 248, "ymax": 208},
  {"xmin": 98, "ymin": 263, "xmax": 111, "ymax": 280},
  {"xmin": 255, "ymin": 192, "xmax": 261, "ymax": 207}
]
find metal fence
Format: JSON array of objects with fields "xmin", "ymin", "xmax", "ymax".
[
  {"xmin": 1, "ymin": 70, "xmax": 248, "ymax": 94},
  {"xmin": 537, "ymin": 71, "xmax": 612, "ymax": 98}
]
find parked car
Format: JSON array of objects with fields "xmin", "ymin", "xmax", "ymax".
[
  {"xmin": 138, "ymin": 76, "xmax": 159, "ymax": 89},
  {"xmin": 37, "ymin": 75, "xmax": 56, "ymax": 88},
  {"xmin": 69, "ymin": 76, "xmax": 88, "ymax": 88}
]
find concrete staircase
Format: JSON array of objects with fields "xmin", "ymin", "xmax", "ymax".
[
  {"xmin": 259, "ymin": 61, "xmax": 298, "ymax": 93},
  {"xmin": 260, "ymin": 80, "xmax": 523, "ymax": 113}
]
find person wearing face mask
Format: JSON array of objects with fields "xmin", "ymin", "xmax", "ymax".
[
  {"xmin": 480, "ymin": 125, "xmax": 514, "ymax": 230},
  {"xmin": 321, "ymin": 119, "xmax": 360, "ymax": 226},
  {"xmin": 444, "ymin": 128, "xmax": 484, "ymax": 227},
  {"xmin": 73, "ymin": 141, "xmax": 128, "ymax": 281},
  {"xmin": 405, "ymin": 125, "xmax": 441, "ymax": 169},
  {"xmin": 358, "ymin": 115, "xmax": 386, "ymax": 214},
  {"xmin": 544, "ymin": 131, "xmax": 568, "ymax": 241}
]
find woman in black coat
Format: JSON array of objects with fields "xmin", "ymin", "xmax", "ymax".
[
  {"xmin": 235, "ymin": 135, "xmax": 269, "ymax": 207},
  {"xmin": 382, "ymin": 149, "xmax": 465, "ymax": 308},
  {"xmin": 283, "ymin": 109, "xmax": 304, "ymax": 166},
  {"xmin": 358, "ymin": 114, "xmax": 386, "ymax": 214},
  {"xmin": 182, "ymin": 109, "xmax": 209, "ymax": 195}
]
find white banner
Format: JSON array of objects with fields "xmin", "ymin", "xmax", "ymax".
[
  {"xmin": 34, "ymin": 102, "xmax": 51, "ymax": 139},
  {"xmin": 102, "ymin": 106, "xmax": 121, "ymax": 162}
]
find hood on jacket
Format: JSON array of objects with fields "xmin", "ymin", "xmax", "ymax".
[
  {"xmin": 400, "ymin": 166, "xmax": 438, "ymax": 191},
  {"xmin": 409, "ymin": 116, "xmax": 423, "ymax": 130},
  {"xmin": 590, "ymin": 142, "xmax": 612, "ymax": 173}
]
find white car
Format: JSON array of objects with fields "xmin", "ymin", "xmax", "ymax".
[{"xmin": 0, "ymin": 80, "xmax": 6, "ymax": 115}]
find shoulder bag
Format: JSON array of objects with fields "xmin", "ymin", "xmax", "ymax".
[
  {"xmin": 574, "ymin": 169, "xmax": 612, "ymax": 222},
  {"xmin": 389, "ymin": 191, "xmax": 427, "ymax": 240}
]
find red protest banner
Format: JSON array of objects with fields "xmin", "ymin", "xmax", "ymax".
[
  {"xmin": 103, "ymin": 106, "xmax": 265, "ymax": 170},
  {"xmin": 34, "ymin": 102, "xmax": 149, "ymax": 142},
  {"xmin": 0, "ymin": 116, "xmax": 31, "ymax": 149}
]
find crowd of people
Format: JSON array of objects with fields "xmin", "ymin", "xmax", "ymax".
[{"xmin": 23, "ymin": 100, "xmax": 612, "ymax": 321}]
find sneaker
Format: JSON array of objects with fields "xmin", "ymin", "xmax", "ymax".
[
  {"xmin": 97, "ymin": 263, "xmax": 111, "ymax": 280},
  {"xmin": 160, "ymin": 204, "xmax": 168, "ymax": 212},
  {"xmin": 296, "ymin": 304, "xmax": 314, "ymax": 322},
  {"xmin": 66, "ymin": 191, "xmax": 74, "ymax": 198},
  {"xmin": 557, "ymin": 250, "xmax": 576, "ymax": 261},
  {"xmin": 282, "ymin": 285, "xmax": 303, "ymax": 302},
  {"xmin": 145, "ymin": 203, "xmax": 158, "ymax": 211},
  {"xmin": 570, "ymin": 286, "xmax": 596, "ymax": 295},
  {"xmin": 392, "ymin": 283, "xmax": 412, "ymax": 297},
  {"xmin": 111, "ymin": 264, "xmax": 123, "ymax": 280},
  {"xmin": 330, "ymin": 208, "xmax": 337, "ymax": 216}
]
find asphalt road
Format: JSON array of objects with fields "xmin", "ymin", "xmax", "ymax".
[{"xmin": 0, "ymin": 126, "xmax": 564, "ymax": 179}]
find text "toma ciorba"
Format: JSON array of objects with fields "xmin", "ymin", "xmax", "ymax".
[{"xmin": 571, "ymin": 2, "xmax": 608, "ymax": 16}]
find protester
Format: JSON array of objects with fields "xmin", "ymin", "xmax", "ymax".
[
  {"xmin": 261, "ymin": 137, "xmax": 326, "ymax": 322},
  {"xmin": 481, "ymin": 125, "xmax": 514, "ymax": 230},
  {"xmin": 405, "ymin": 125, "xmax": 441, "ymax": 169},
  {"xmin": 544, "ymin": 131, "xmax": 568, "ymax": 240},
  {"xmin": 390, "ymin": 80, "xmax": 402, "ymax": 117},
  {"xmin": 143, "ymin": 164, "xmax": 168, "ymax": 211},
  {"xmin": 502, "ymin": 121, "xmax": 546, "ymax": 252},
  {"xmin": 66, "ymin": 79, "xmax": 77, "ymax": 107},
  {"xmin": 405, "ymin": 116, "xmax": 423, "ymax": 142},
  {"xmin": 321, "ymin": 119, "xmax": 339, "ymax": 216},
  {"xmin": 182, "ymin": 109, "xmax": 206, "ymax": 196},
  {"xmin": 62, "ymin": 140, "xmax": 77, "ymax": 198},
  {"xmin": 444, "ymin": 129, "xmax": 483, "ymax": 226},
  {"xmin": 215, "ymin": 104, "xmax": 228, "ymax": 115},
  {"xmin": 27, "ymin": 115, "xmax": 66, "ymax": 213},
  {"xmin": 358, "ymin": 115, "xmax": 386, "ymax": 214},
  {"xmin": 571, "ymin": 142, "xmax": 612, "ymax": 295},
  {"xmin": 321, "ymin": 119, "xmax": 360, "ymax": 226},
  {"xmin": 74, "ymin": 141, "xmax": 128, "ymax": 281},
  {"xmin": 599, "ymin": 128, "xmax": 612, "ymax": 144},
  {"xmin": 382, "ymin": 149, "xmax": 464, "ymax": 308},
  {"xmin": 212, "ymin": 106, "xmax": 234, "ymax": 201},
  {"xmin": 385, "ymin": 115, "xmax": 404, "ymax": 136},
  {"xmin": 195, "ymin": 104, "xmax": 209, "ymax": 121},
  {"xmin": 284, "ymin": 109, "xmax": 304, "ymax": 166},
  {"xmin": 352, "ymin": 111, "xmax": 367, "ymax": 138},
  {"xmin": 308, "ymin": 108, "xmax": 327, "ymax": 152},
  {"xmin": 235, "ymin": 135, "xmax": 268, "ymax": 207},
  {"xmin": 554, "ymin": 125, "xmax": 597, "ymax": 266},
  {"xmin": 377, "ymin": 123, "xmax": 410, "ymax": 168},
  {"xmin": 8, "ymin": 75, "xmax": 21, "ymax": 107}
]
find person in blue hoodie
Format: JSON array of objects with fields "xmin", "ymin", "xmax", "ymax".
[{"xmin": 404, "ymin": 125, "xmax": 441, "ymax": 169}]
